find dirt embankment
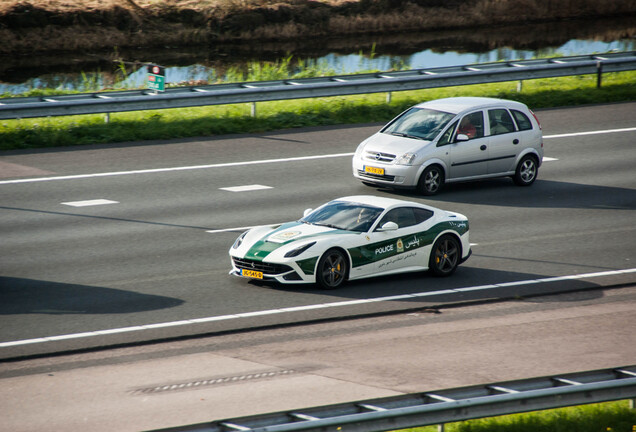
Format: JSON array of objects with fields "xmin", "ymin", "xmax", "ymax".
[{"xmin": 1, "ymin": 0, "xmax": 636, "ymax": 56}]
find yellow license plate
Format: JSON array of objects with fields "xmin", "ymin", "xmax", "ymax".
[
  {"xmin": 365, "ymin": 165, "xmax": 385, "ymax": 175},
  {"xmin": 241, "ymin": 269, "xmax": 263, "ymax": 279}
]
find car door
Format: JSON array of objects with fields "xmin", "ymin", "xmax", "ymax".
[
  {"xmin": 448, "ymin": 110, "xmax": 489, "ymax": 180},
  {"xmin": 487, "ymin": 108, "xmax": 521, "ymax": 174},
  {"xmin": 365, "ymin": 206, "xmax": 435, "ymax": 275}
]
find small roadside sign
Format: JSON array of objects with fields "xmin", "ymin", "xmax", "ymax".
[{"xmin": 147, "ymin": 65, "xmax": 165, "ymax": 92}]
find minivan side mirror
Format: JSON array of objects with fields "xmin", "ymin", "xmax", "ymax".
[
  {"xmin": 455, "ymin": 133, "xmax": 469, "ymax": 142},
  {"xmin": 303, "ymin": 208, "xmax": 313, "ymax": 217}
]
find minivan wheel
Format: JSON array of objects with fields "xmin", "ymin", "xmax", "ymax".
[
  {"xmin": 417, "ymin": 165, "xmax": 444, "ymax": 195},
  {"xmin": 513, "ymin": 155, "xmax": 538, "ymax": 186}
]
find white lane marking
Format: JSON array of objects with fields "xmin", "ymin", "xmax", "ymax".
[
  {"xmin": 207, "ymin": 226, "xmax": 256, "ymax": 234},
  {"xmin": 543, "ymin": 127, "xmax": 636, "ymax": 139},
  {"xmin": 61, "ymin": 199, "xmax": 119, "ymax": 207},
  {"xmin": 0, "ymin": 126, "xmax": 633, "ymax": 186},
  {"xmin": 0, "ymin": 153, "xmax": 354, "ymax": 185},
  {"xmin": 1, "ymin": 267, "xmax": 634, "ymax": 348},
  {"xmin": 543, "ymin": 157, "xmax": 558, "ymax": 162},
  {"xmin": 220, "ymin": 184, "xmax": 273, "ymax": 192}
]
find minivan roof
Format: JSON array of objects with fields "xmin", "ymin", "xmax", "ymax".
[{"xmin": 415, "ymin": 97, "xmax": 527, "ymax": 114}]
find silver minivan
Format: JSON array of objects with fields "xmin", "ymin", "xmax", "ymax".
[{"xmin": 352, "ymin": 97, "xmax": 544, "ymax": 195}]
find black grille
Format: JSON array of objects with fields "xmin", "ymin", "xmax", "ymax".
[
  {"xmin": 233, "ymin": 258, "xmax": 293, "ymax": 275},
  {"xmin": 358, "ymin": 170, "xmax": 396, "ymax": 181}
]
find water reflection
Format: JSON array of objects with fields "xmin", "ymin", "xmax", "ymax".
[{"xmin": 0, "ymin": 17, "xmax": 634, "ymax": 95}]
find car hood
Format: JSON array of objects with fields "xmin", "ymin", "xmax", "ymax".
[
  {"xmin": 361, "ymin": 132, "xmax": 432, "ymax": 155},
  {"xmin": 262, "ymin": 221, "xmax": 340, "ymax": 243},
  {"xmin": 232, "ymin": 221, "xmax": 355, "ymax": 261}
]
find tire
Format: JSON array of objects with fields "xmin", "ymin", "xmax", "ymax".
[
  {"xmin": 513, "ymin": 154, "xmax": 538, "ymax": 186},
  {"xmin": 417, "ymin": 165, "xmax": 444, "ymax": 196},
  {"xmin": 316, "ymin": 249, "xmax": 348, "ymax": 289},
  {"xmin": 428, "ymin": 235, "xmax": 461, "ymax": 277}
]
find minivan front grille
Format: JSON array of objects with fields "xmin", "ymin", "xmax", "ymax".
[
  {"xmin": 364, "ymin": 151, "xmax": 396, "ymax": 163},
  {"xmin": 357, "ymin": 170, "xmax": 396, "ymax": 182}
]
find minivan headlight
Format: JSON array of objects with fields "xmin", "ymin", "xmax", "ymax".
[{"xmin": 395, "ymin": 153, "xmax": 417, "ymax": 165}]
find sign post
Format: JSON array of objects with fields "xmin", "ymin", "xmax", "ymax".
[{"xmin": 147, "ymin": 65, "xmax": 165, "ymax": 93}]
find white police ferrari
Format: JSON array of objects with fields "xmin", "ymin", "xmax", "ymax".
[{"xmin": 229, "ymin": 195, "xmax": 470, "ymax": 289}]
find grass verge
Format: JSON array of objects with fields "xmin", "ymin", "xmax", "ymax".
[
  {"xmin": 1, "ymin": 70, "xmax": 635, "ymax": 151},
  {"xmin": 395, "ymin": 400, "xmax": 636, "ymax": 432}
]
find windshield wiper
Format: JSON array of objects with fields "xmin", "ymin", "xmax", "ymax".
[
  {"xmin": 314, "ymin": 222, "xmax": 341, "ymax": 229},
  {"xmin": 390, "ymin": 132, "xmax": 425, "ymax": 140}
]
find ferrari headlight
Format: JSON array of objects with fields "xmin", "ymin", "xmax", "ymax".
[
  {"xmin": 232, "ymin": 231, "xmax": 248, "ymax": 249},
  {"xmin": 284, "ymin": 242, "xmax": 316, "ymax": 258}
]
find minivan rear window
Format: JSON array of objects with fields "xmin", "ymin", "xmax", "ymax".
[{"xmin": 511, "ymin": 109, "xmax": 533, "ymax": 131}]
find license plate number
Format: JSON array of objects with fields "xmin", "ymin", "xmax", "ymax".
[
  {"xmin": 241, "ymin": 269, "xmax": 263, "ymax": 279},
  {"xmin": 365, "ymin": 165, "xmax": 385, "ymax": 175}
]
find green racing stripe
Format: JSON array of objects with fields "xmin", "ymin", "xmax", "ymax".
[{"xmin": 244, "ymin": 222, "xmax": 351, "ymax": 262}]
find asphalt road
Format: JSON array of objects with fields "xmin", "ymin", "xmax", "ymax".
[
  {"xmin": 1, "ymin": 102, "xmax": 635, "ymax": 359},
  {"xmin": 1, "ymin": 287, "xmax": 635, "ymax": 432}
]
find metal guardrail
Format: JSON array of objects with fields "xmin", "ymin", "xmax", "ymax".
[
  {"xmin": 147, "ymin": 366, "xmax": 636, "ymax": 432},
  {"xmin": 1, "ymin": 52, "xmax": 635, "ymax": 120}
]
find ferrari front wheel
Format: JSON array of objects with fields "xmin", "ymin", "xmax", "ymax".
[
  {"xmin": 316, "ymin": 249, "xmax": 348, "ymax": 289},
  {"xmin": 429, "ymin": 235, "xmax": 460, "ymax": 276}
]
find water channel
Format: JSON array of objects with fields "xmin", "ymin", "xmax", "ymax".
[{"xmin": 1, "ymin": 16, "xmax": 634, "ymax": 95}]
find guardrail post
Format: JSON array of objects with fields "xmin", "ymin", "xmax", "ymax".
[
  {"xmin": 438, "ymin": 423, "xmax": 445, "ymax": 432},
  {"xmin": 251, "ymin": 102, "xmax": 256, "ymax": 118},
  {"xmin": 386, "ymin": 92, "xmax": 392, "ymax": 104},
  {"xmin": 630, "ymin": 398, "xmax": 635, "ymax": 409},
  {"xmin": 105, "ymin": 113, "xmax": 110, "ymax": 123},
  {"xmin": 596, "ymin": 61, "xmax": 603, "ymax": 88},
  {"xmin": 517, "ymin": 80, "xmax": 523, "ymax": 92}
]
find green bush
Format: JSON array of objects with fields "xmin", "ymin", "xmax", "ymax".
[{"xmin": 397, "ymin": 400, "xmax": 636, "ymax": 432}]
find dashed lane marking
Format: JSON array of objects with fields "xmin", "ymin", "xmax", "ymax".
[
  {"xmin": 220, "ymin": 184, "xmax": 273, "ymax": 192},
  {"xmin": 61, "ymin": 199, "xmax": 119, "ymax": 207}
]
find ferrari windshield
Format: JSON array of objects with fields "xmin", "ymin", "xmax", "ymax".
[
  {"xmin": 382, "ymin": 107, "xmax": 455, "ymax": 141},
  {"xmin": 301, "ymin": 201, "xmax": 383, "ymax": 232}
]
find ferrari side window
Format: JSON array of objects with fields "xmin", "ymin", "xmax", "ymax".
[
  {"xmin": 413, "ymin": 208, "xmax": 434, "ymax": 223},
  {"xmin": 376, "ymin": 208, "xmax": 418, "ymax": 229}
]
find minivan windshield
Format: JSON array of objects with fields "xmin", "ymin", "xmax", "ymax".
[{"xmin": 382, "ymin": 107, "xmax": 455, "ymax": 141}]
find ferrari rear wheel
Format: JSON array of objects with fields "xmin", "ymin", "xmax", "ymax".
[
  {"xmin": 429, "ymin": 235, "xmax": 460, "ymax": 276},
  {"xmin": 316, "ymin": 249, "xmax": 348, "ymax": 289}
]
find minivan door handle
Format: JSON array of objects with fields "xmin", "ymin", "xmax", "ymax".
[
  {"xmin": 480, "ymin": 145, "xmax": 487, "ymax": 151},
  {"xmin": 513, "ymin": 139, "xmax": 519, "ymax": 144}
]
